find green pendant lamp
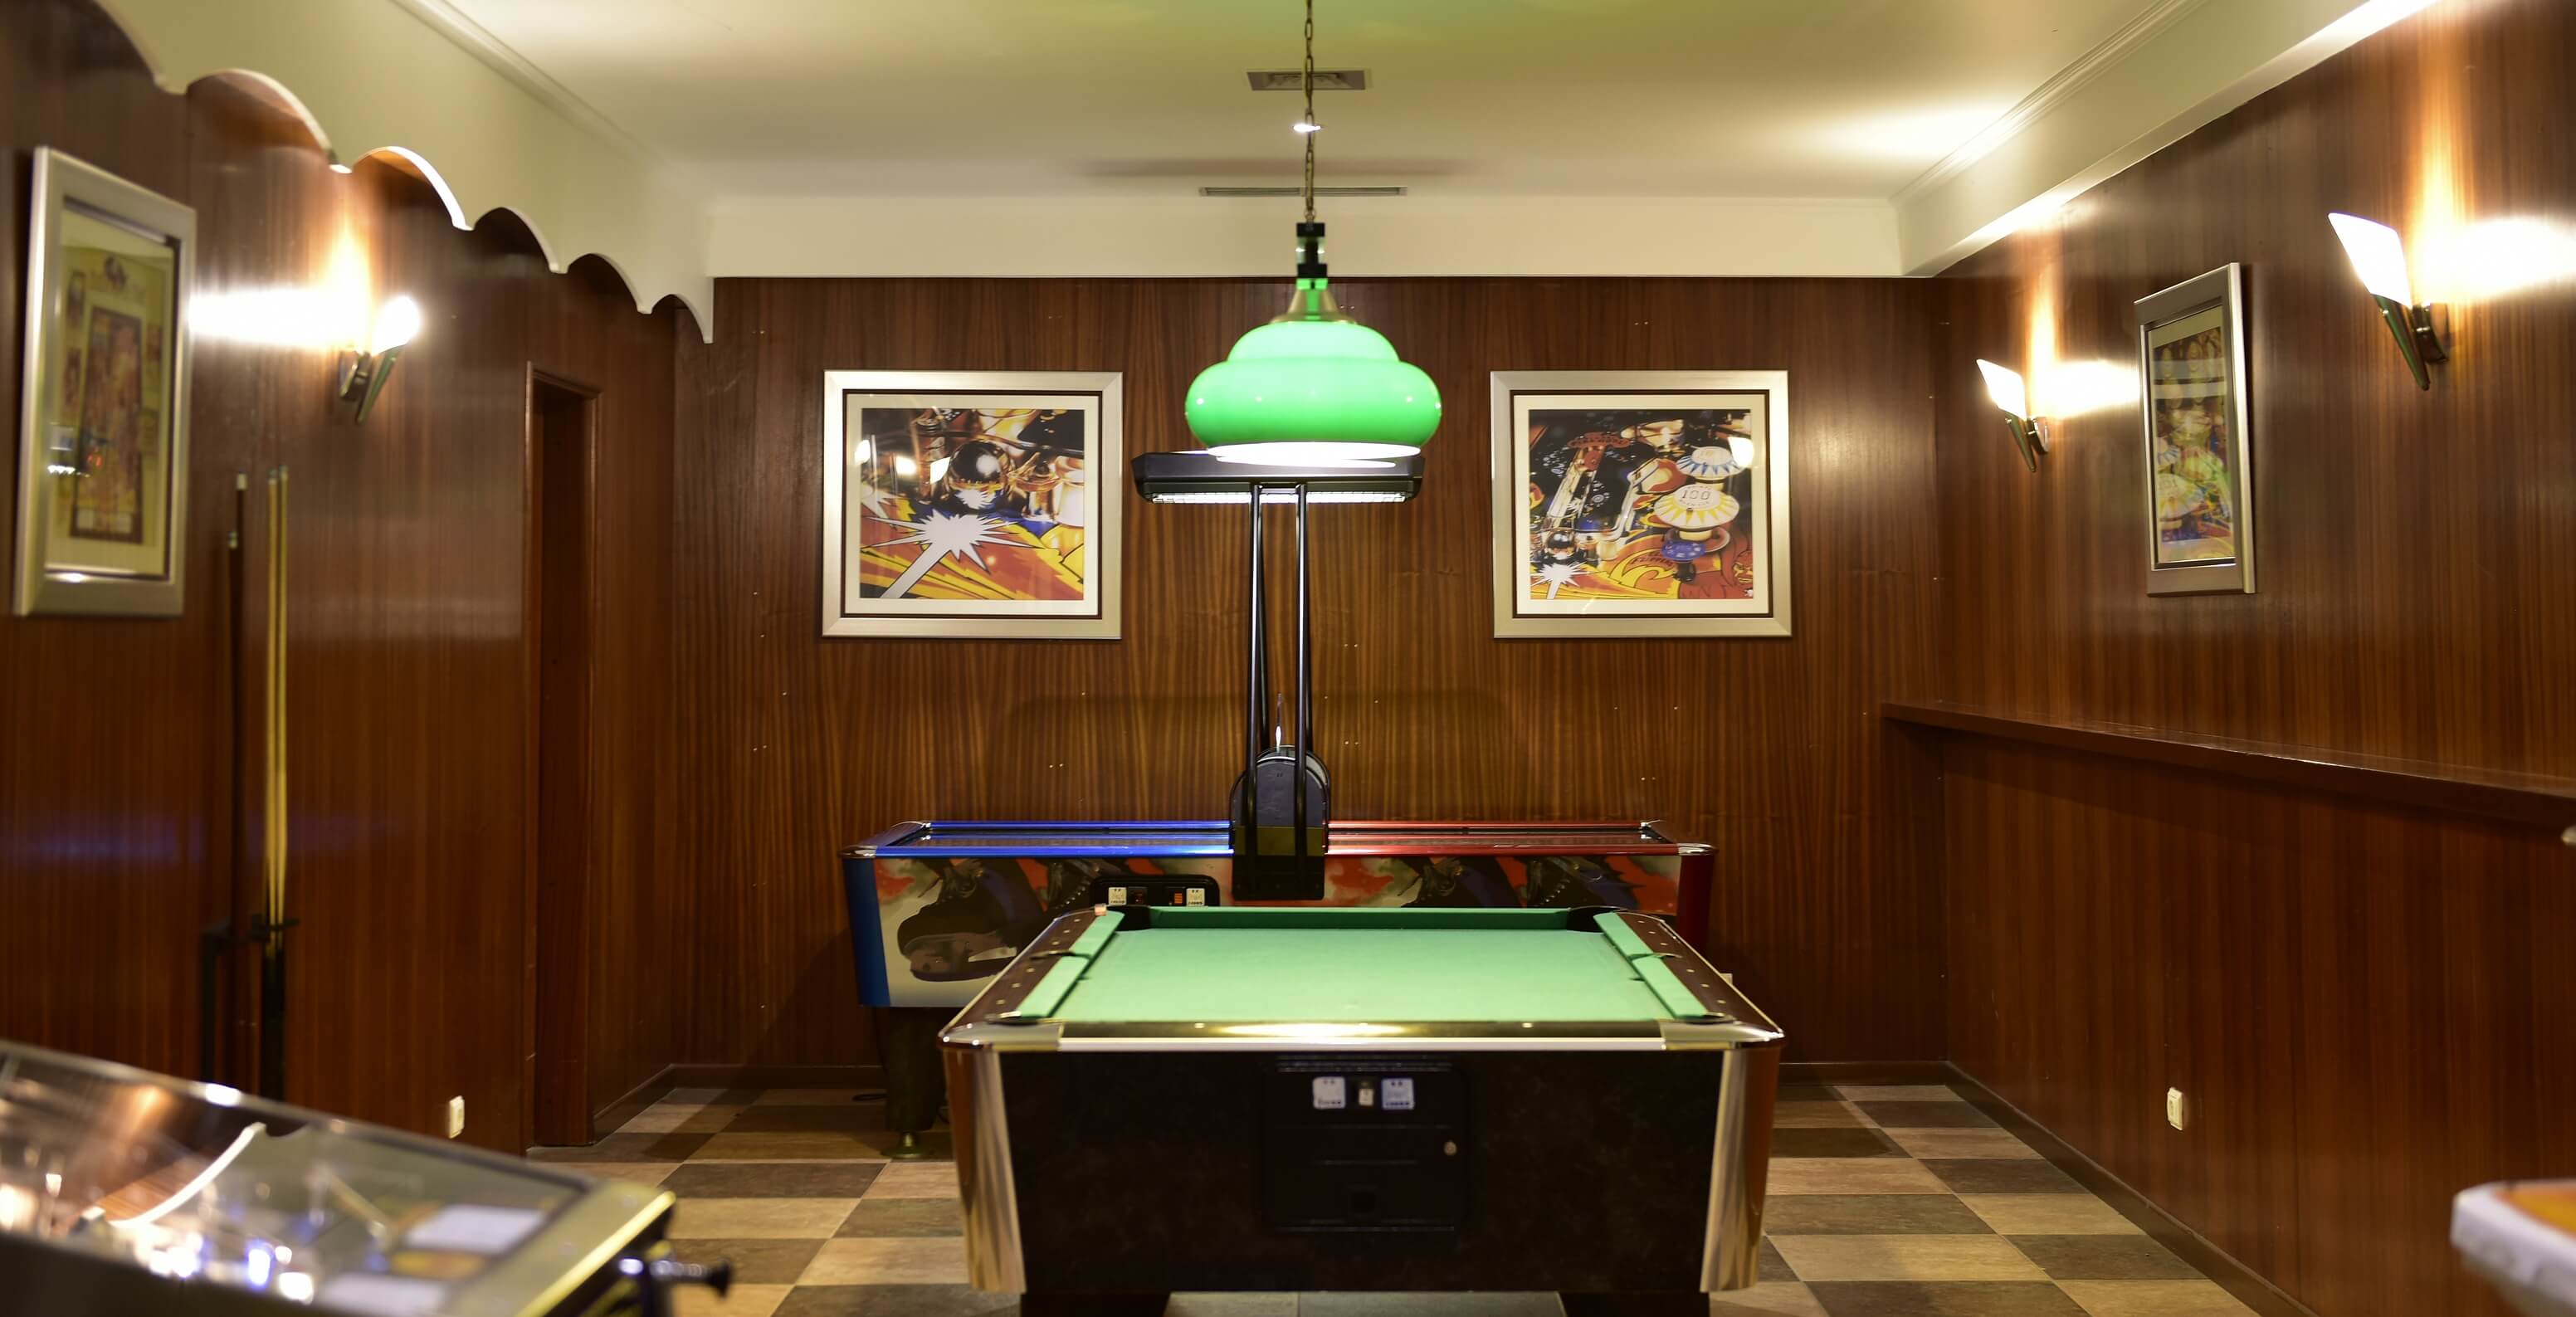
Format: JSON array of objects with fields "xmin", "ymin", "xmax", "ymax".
[{"xmin": 1185, "ymin": 0, "xmax": 1439, "ymax": 466}]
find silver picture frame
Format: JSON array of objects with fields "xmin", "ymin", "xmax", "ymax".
[
  {"xmin": 819, "ymin": 369, "xmax": 1123, "ymax": 639},
  {"xmin": 14, "ymin": 148, "xmax": 195, "ymax": 617},
  {"xmin": 1489, "ymin": 370, "xmax": 1793, "ymax": 638},
  {"xmin": 2135, "ymin": 264, "xmax": 2254, "ymax": 596}
]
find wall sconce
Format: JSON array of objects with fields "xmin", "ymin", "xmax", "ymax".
[
  {"xmin": 337, "ymin": 295, "xmax": 422, "ymax": 422},
  {"xmin": 2327, "ymin": 212, "xmax": 2450, "ymax": 389},
  {"xmin": 1974, "ymin": 359, "xmax": 2051, "ymax": 472}
]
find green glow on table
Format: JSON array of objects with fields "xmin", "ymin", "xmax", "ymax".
[{"xmin": 1046, "ymin": 924, "xmax": 1671, "ymax": 1024}]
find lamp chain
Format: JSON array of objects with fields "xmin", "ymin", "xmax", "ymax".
[{"xmin": 1302, "ymin": 0, "xmax": 1316, "ymax": 223}]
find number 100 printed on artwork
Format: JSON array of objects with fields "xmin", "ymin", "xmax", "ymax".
[{"xmin": 820, "ymin": 372, "xmax": 1124, "ymax": 639}]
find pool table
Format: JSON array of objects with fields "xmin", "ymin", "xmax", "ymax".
[{"xmin": 940, "ymin": 905, "xmax": 1783, "ymax": 1315}]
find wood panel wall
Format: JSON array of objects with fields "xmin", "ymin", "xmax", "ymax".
[
  {"xmin": 674, "ymin": 276, "xmax": 1948, "ymax": 1071},
  {"xmin": 1929, "ymin": 1, "xmax": 2576, "ymax": 1314},
  {"xmin": 0, "ymin": 0, "xmax": 682, "ymax": 1151}
]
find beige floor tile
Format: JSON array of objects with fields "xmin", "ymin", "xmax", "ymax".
[
  {"xmin": 560, "ymin": 1162, "xmax": 674, "ymax": 1187},
  {"xmin": 667, "ymin": 1087, "xmax": 734, "ymax": 1104},
  {"xmin": 1963, "ymin": 1193, "xmax": 2142, "ymax": 1235},
  {"xmin": 1833, "ymin": 1085, "xmax": 1964, "ymax": 1102},
  {"xmin": 1884, "ymin": 1128, "xmax": 2043, "ymax": 1159},
  {"xmin": 1771, "ymin": 1235, "xmax": 2050, "ymax": 1282},
  {"xmin": 695, "ymin": 1130, "xmax": 892, "ymax": 1159},
  {"xmin": 666, "ymin": 1197, "xmax": 856, "ymax": 1239},
  {"xmin": 674, "ymin": 1284, "xmax": 790, "ymax": 1317},
  {"xmin": 1166, "ymin": 1296, "xmax": 1301, "ymax": 1316},
  {"xmin": 798, "ymin": 1236, "xmax": 971, "ymax": 1285},
  {"xmin": 1712, "ymin": 1280, "xmax": 1830, "ymax": 1315},
  {"xmin": 1775, "ymin": 1102, "xmax": 1866, "ymax": 1129},
  {"xmin": 2059, "ymin": 1280, "xmax": 2257, "ymax": 1316},
  {"xmin": 864, "ymin": 1162, "xmax": 964, "ymax": 1197},
  {"xmin": 1766, "ymin": 1158, "xmax": 1950, "ymax": 1195},
  {"xmin": 622, "ymin": 1105, "xmax": 742, "ymax": 1134}
]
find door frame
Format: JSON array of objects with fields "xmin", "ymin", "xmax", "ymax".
[{"xmin": 523, "ymin": 366, "xmax": 602, "ymax": 1150}]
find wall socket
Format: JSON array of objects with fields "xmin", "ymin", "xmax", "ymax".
[
  {"xmin": 2164, "ymin": 1087, "xmax": 2188, "ymax": 1130},
  {"xmin": 446, "ymin": 1095, "xmax": 466, "ymax": 1139}
]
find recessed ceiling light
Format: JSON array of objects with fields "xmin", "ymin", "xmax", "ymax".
[{"xmin": 1247, "ymin": 69, "xmax": 1368, "ymax": 92}]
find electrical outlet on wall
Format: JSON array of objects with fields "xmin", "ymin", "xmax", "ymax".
[
  {"xmin": 447, "ymin": 1095, "xmax": 466, "ymax": 1139},
  {"xmin": 2165, "ymin": 1087, "xmax": 2188, "ymax": 1130}
]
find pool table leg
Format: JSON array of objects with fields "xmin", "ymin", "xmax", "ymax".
[
  {"xmin": 1560, "ymin": 1293, "xmax": 1707, "ymax": 1316},
  {"xmin": 1015, "ymin": 1294, "xmax": 1168, "ymax": 1316}
]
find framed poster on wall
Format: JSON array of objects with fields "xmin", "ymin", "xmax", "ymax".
[
  {"xmin": 820, "ymin": 371, "xmax": 1123, "ymax": 639},
  {"xmin": 1490, "ymin": 370, "xmax": 1792, "ymax": 638},
  {"xmin": 2135, "ymin": 264, "xmax": 2255, "ymax": 595},
  {"xmin": 14, "ymin": 148, "xmax": 195, "ymax": 617}
]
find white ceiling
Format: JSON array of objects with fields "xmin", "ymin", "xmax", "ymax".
[{"xmin": 436, "ymin": 0, "xmax": 2165, "ymax": 200}]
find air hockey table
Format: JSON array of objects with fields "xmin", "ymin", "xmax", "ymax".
[{"xmin": 841, "ymin": 818, "xmax": 1712, "ymax": 1141}]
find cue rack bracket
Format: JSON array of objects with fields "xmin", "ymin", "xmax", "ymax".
[{"xmin": 1132, "ymin": 452, "xmax": 1423, "ymax": 900}]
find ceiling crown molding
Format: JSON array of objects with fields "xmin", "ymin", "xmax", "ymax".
[
  {"xmin": 1891, "ymin": 0, "xmax": 2212, "ymax": 208},
  {"xmin": 383, "ymin": 0, "xmax": 658, "ymax": 162}
]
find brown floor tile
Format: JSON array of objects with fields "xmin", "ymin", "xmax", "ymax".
[
  {"xmin": 1777, "ymin": 1102, "xmax": 1867, "ymax": 1128},
  {"xmin": 665, "ymin": 1161, "xmax": 887, "ymax": 1198},
  {"xmin": 2055, "ymin": 1280, "xmax": 2256, "ymax": 1316},
  {"xmin": 698, "ymin": 1130, "xmax": 900, "ymax": 1159},
  {"xmin": 772, "ymin": 1285, "xmax": 1017, "ymax": 1316},
  {"xmin": 1767, "ymin": 1158, "xmax": 1950, "ymax": 1195},
  {"xmin": 1165, "ymin": 1298, "xmax": 1300, "ymax": 1316},
  {"xmin": 1920, "ymin": 1160, "xmax": 2085, "ymax": 1195},
  {"xmin": 1773, "ymin": 1236, "xmax": 2047, "ymax": 1281},
  {"xmin": 756, "ymin": 1089, "xmax": 877, "ymax": 1106},
  {"xmin": 671, "ymin": 1238, "xmax": 824, "ymax": 1285},
  {"xmin": 670, "ymin": 1087, "xmax": 767, "ymax": 1105},
  {"xmin": 1808, "ymin": 1280, "xmax": 2086, "ymax": 1315},
  {"xmin": 1764, "ymin": 1195, "xmax": 1993, "ymax": 1235},
  {"xmin": 529, "ymin": 1131, "xmax": 711, "ymax": 1163},
  {"xmin": 1778, "ymin": 1084, "xmax": 1843, "ymax": 1102},
  {"xmin": 2010, "ymin": 1235, "xmax": 2201, "ymax": 1280},
  {"xmin": 1771, "ymin": 1128, "xmax": 1905, "ymax": 1158},
  {"xmin": 677, "ymin": 1283, "xmax": 792, "ymax": 1317},
  {"xmin": 838, "ymin": 1197, "xmax": 966, "ymax": 1237},
  {"xmin": 1959, "ymin": 1195, "xmax": 2139, "ymax": 1236},
  {"xmin": 1856, "ymin": 1102, "xmax": 1997, "ymax": 1129},
  {"xmin": 725, "ymin": 1105, "xmax": 887, "ymax": 1134},
  {"xmin": 1761, "ymin": 1237, "xmax": 1795, "ymax": 1281}
]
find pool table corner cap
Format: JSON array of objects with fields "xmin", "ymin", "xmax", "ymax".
[
  {"xmin": 943, "ymin": 1019, "xmax": 1063, "ymax": 1051},
  {"xmin": 1660, "ymin": 1019, "xmax": 1786, "ymax": 1051}
]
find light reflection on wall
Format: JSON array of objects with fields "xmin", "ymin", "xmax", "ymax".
[
  {"xmin": 192, "ymin": 229, "xmax": 374, "ymax": 351},
  {"xmin": 2035, "ymin": 360, "xmax": 2139, "ymax": 419}
]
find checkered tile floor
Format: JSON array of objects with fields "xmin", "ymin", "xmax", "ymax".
[{"xmin": 526, "ymin": 1081, "xmax": 2253, "ymax": 1317}]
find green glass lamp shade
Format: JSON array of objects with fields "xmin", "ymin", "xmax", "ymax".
[{"xmin": 1186, "ymin": 280, "xmax": 1440, "ymax": 464}]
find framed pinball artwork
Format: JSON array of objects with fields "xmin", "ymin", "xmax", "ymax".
[
  {"xmin": 1489, "ymin": 370, "xmax": 1792, "ymax": 638},
  {"xmin": 2135, "ymin": 264, "xmax": 2255, "ymax": 595},
  {"xmin": 819, "ymin": 370, "xmax": 1123, "ymax": 638},
  {"xmin": 14, "ymin": 148, "xmax": 195, "ymax": 617}
]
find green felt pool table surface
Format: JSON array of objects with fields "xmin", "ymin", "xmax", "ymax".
[{"xmin": 1026, "ymin": 906, "xmax": 1710, "ymax": 1023}]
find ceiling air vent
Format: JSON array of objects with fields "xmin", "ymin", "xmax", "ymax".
[
  {"xmin": 1200, "ymin": 186, "xmax": 1406, "ymax": 198},
  {"xmin": 1247, "ymin": 69, "xmax": 1368, "ymax": 91}
]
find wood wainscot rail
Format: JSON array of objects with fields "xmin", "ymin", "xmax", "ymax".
[{"xmin": 1882, "ymin": 700, "xmax": 2576, "ymax": 838}]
